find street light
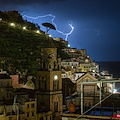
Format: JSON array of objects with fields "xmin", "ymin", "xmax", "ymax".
[
  {"xmin": 36, "ymin": 30, "xmax": 40, "ymax": 33},
  {"xmin": 23, "ymin": 26, "xmax": 26, "ymax": 30},
  {"xmin": 10, "ymin": 23, "xmax": 15, "ymax": 27}
]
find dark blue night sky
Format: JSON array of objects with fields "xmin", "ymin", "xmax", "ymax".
[{"xmin": 0, "ymin": 0, "xmax": 120, "ymax": 61}]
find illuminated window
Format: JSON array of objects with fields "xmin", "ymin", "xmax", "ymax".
[
  {"xmin": 53, "ymin": 75, "xmax": 59, "ymax": 90},
  {"xmin": 54, "ymin": 75, "xmax": 58, "ymax": 80}
]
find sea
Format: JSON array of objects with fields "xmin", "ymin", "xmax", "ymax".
[
  {"xmin": 97, "ymin": 61, "xmax": 120, "ymax": 91},
  {"xmin": 97, "ymin": 61, "xmax": 120, "ymax": 78}
]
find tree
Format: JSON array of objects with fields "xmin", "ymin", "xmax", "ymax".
[{"xmin": 42, "ymin": 22, "xmax": 56, "ymax": 33}]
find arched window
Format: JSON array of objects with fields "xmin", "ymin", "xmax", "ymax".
[
  {"xmin": 53, "ymin": 75, "xmax": 59, "ymax": 90},
  {"xmin": 86, "ymin": 79, "xmax": 88, "ymax": 82},
  {"xmin": 49, "ymin": 64, "xmax": 51, "ymax": 69},
  {"xmin": 39, "ymin": 75, "xmax": 46, "ymax": 90},
  {"xmin": 54, "ymin": 61, "xmax": 56, "ymax": 69},
  {"xmin": 43, "ymin": 61, "xmax": 45, "ymax": 69}
]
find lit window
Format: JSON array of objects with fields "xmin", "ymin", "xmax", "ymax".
[
  {"xmin": 54, "ymin": 75, "xmax": 58, "ymax": 80},
  {"xmin": 53, "ymin": 75, "xmax": 59, "ymax": 90}
]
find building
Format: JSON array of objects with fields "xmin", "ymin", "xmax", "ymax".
[
  {"xmin": 10, "ymin": 75, "xmax": 24, "ymax": 88},
  {"xmin": 53, "ymin": 37, "xmax": 68, "ymax": 47},
  {"xmin": 76, "ymin": 72, "xmax": 98, "ymax": 93},
  {"xmin": 61, "ymin": 59, "xmax": 79, "ymax": 69},
  {"xmin": 79, "ymin": 61, "xmax": 99, "ymax": 73},
  {"xmin": 0, "ymin": 73, "xmax": 14, "ymax": 100},
  {"xmin": 35, "ymin": 41, "xmax": 63, "ymax": 120},
  {"xmin": 22, "ymin": 76, "xmax": 35, "ymax": 90},
  {"xmin": 0, "ymin": 98, "xmax": 37, "ymax": 120}
]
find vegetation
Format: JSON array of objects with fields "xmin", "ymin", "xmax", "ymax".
[
  {"xmin": 42, "ymin": 22, "xmax": 56, "ymax": 33},
  {"xmin": 0, "ymin": 10, "xmax": 69, "ymax": 81}
]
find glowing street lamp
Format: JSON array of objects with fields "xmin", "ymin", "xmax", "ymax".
[
  {"xmin": 68, "ymin": 44, "xmax": 70, "ymax": 47},
  {"xmin": 49, "ymin": 34, "xmax": 51, "ymax": 37},
  {"xmin": 10, "ymin": 23, "xmax": 15, "ymax": 27},
  {"xmin": 36, "ymin": 30, "xmax": 40, "ymax": 33},
  {"xmin": 23, "ymin": 26, "xmax": 26, "ymax": 30}
]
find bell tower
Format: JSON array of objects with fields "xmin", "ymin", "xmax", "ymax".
[{"xmin": 35, "ymin": 41, "xmax": 62, "ymax": 119}]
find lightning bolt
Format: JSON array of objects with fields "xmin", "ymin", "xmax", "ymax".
[{"xmin": 22, "ymin": 14, "xmax": 74, "ymax": 41}]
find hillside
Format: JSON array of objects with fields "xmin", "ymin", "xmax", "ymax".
[{"xmin": 0, "ymin": 10, "xmax": 69, "ymax": 80}]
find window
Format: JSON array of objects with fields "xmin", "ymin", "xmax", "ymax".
[
  {"xmin": 31, "ymin": 103, "xmax": 34, "ymax": 108},
  {"xmin": 27, "ymin": 113, "xmax": 29, "ymax": 117},
  {"xmin": 32, "ymin": 112, "xmax": 34, "ymax": 116},
  {"xmin": 53, "ymin": 75, "xmax": 59, "ymax": 90},
  {"xmin": 39, "ymin": 75, "xmax": 46, "ymax": 90},
  {"xmin": 40, "ymin": 117, "xmax": 43, "ymax": 120},
  {"xmin": 19, "ymin": 116, "xmax": 21, "ymax": 120},
  {"xmin": 54, "ymin": 102, "xmax": 58, "ymax": 112},
  {"xmin": 53, "ymin": 80, "xmax": 59, "ymax": 90},
  {"xmin": 1, "ymin": 82, "xmax": 3, "ymax": 86},
  {"xmin": 9, "ymin": 117, "xmax": 12, "ymax": 120},
  {"xmin": 54, "ymin": 61, "xmax": 56, "ymax": 69},
  {"xmin": 27, "ymin": 104, "xmax": 29, "ymax": 108},
  {"xmin": 7, "ymin": 81, "xmax": 9, "ymax": 87}
]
